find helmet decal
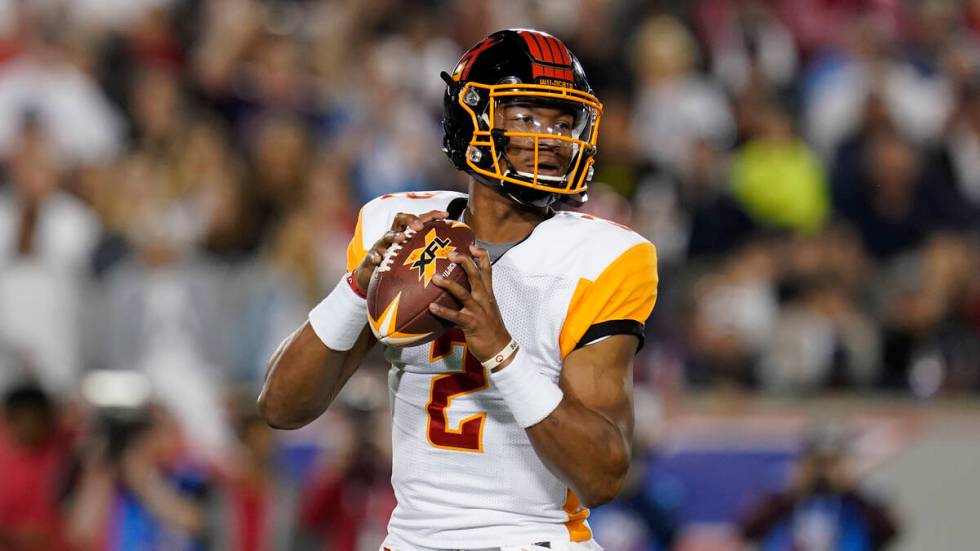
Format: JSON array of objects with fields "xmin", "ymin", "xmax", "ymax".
[
  {"xmin": 518, "ymin": 31, "xmax": 574, "ymax": 83},
  {"xmin": 453, "ymin": 36, "xmax": 500, "ymax": 82}
]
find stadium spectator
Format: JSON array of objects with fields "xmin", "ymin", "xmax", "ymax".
[
  {"xmin": 173, "ymin": 120, "xmax": 251, "ymax": 261},
  {"xmin": 98, "ymin": 154, "xmax": 231, "ymax": 457},
  {"xmin": 63, "ymin": 405, "xmax": 212, "ymax": 551},
  {"xmin": 739, "ymin": 426, "xmax": 899, "ymax": 550},
  {"xmin": 565, "ymin": 0, "xmax": 633, "ymax": 95},
  {"xmin": 696, "ymin": 0, "xmax": 799, "ymax": 95},
  {"xmin": 837, "ymin": 128, "xmax": 950, "ymax": 260},
  {"xmin": 801, "ymin": 15, "xmax": 952, "ymax": 159},
  {"xmin": 630, "ymin": 15, "xmax": 736, "ymax": 177},
  {"xmin": 212, "ymin": 410, "xmax": 299, "ymax": 551},
  {"xmin": 757, "ymin": 227, "xmax": 880, "ymax": 393},
  {"xmin": 0, "ymin": 19, "xmax": 124, "ymax": 166},
  {"xmin": 760, "ymin": 275, "xmax": 880, "ymax": 393},
  {"xmin": 0, "ymin": 384, "xmax": 73, "ymax": 550},
  {"xmin": 126, "ymin": 67, "xmax": 188, "ymax": 158},
  {"xmin": 0, "ymin": 127, "xmax": 99, "ymax": 393},
  {"xmin": 243, "ymin": 116, "xmax": 313, "ymax": 248},
  {"xmin": 877, "ymin": 234, "xmax": 980, "ymax": 390},
  {"xmin": 933, "ymin": 76, "xmax": 980, "ymax": 225},
  {"xmin": 730, "ymin": 102, "xmax": 828, "ymax": 234},
  {"xmin": 192, "ymin": 0, "xmax": 262, "ymax": 98},
  {"xmin": 346, "ymin": 42, "xmax": 449, "ymax": 201},
  {"xmin": 298, "ymin": 405, "xmax": 394, "ymax": 551},
  {"xmin": 686, "ymin": 240, "xmax": 779, "ymax": 386},
  {"xmin": 231, "ymin": 208, "xmax": 326, "ymax": 389},
  {"xmin": 775, "ymin": 0, "xmax": 907, "ymax": 57}
]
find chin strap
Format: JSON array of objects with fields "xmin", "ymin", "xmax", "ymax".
[
  {"xmin": 559, "ymin": 192, "xmax": 588, "ymax": 207},
  {"xmin": 504, "ymin": 184, "xmax": 561, "ymax": 209}
]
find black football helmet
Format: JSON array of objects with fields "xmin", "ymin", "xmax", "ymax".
[{"xmin": 441, "ymin": 29, "xmax": 602, "ymax": 207}]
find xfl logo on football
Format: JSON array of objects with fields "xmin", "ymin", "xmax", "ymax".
[{"xmin": 404, "ymin": 229, "xmax": 455, "ymax": 287}]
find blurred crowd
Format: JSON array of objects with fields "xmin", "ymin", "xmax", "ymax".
[{"xmin": 0, "ymin": 0, "xmax": 977, "ymax": 549}]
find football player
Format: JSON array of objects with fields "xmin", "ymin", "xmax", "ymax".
[{"xmin": 259, "ymin": 29, "xmax": 658, "ymax": 550}]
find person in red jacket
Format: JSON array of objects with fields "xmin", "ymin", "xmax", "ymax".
[{"xmin": 0, "ymin": 384, "xmax": 73, "ymax": 551}]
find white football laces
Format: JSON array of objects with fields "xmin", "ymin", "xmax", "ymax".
[{"xmin": 376, "ymin": 226, "xmax": 415, "ymax": 273}]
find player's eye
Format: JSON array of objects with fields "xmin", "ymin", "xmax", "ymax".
[{"xmin": 512, "ymin": 113, "xmax": 535, "ymax": 126}]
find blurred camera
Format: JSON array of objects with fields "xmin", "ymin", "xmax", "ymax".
[{"xmin": 80, "ymin": 370, "xmax": 153, "ymax": 462}]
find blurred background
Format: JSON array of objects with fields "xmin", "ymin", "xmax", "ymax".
[{"xmin": 0, "ymin": 0, "xmax": 978, "ymax": 549}]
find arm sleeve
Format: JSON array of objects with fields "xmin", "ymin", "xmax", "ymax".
[
  {"xmin": 345, "ymin": 206, "xmax": 368, "ymax": 273},
  {"xmin": 558, "ymin": 241, "xmax": 659, "ymax": 359}
]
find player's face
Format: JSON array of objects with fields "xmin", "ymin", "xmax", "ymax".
[{"xmin": 495, "ymin": 102, "xmax": 576, "ymax": 178}]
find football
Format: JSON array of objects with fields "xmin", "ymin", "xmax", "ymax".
[{"xmin": 367, "ymin": 219, "xmax": 475, "ymax": 347}]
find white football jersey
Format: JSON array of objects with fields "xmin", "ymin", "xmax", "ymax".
[{"xmin": 346, "ymin": 191, "xmax": 658, "ymax": 549}]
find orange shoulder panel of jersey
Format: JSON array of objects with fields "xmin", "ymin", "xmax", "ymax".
[
  {"xmin": 346, "ymin": 206, "xmax": 368, "ymax": 273},
  {"xmin": 559, "ymin": 241, "xmax": 658, "ymax": 359}
]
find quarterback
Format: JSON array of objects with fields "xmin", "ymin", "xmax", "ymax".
[{"xmin": 259, "ymin": 29, "xmax": 658, "ymax": 550}]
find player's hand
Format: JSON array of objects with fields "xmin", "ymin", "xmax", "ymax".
[
  {"xmin": 429, "ymin": 244, "xmax": 512, "ymax": 362},
  {"xmin": 353, "ymin": 209, "xmax": 449, "ymax": 292}
]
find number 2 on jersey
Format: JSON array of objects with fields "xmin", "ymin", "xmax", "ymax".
[{"xmin": 426, "ymin": 328, "xmax": 487, "ymax": 452}]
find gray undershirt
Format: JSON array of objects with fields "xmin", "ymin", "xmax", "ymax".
[
  {"xmin": 475, "ymin": 239, "xmax": 521, "ymax": 264},
  {"xmin": 460, "ymin": 210, "xmax": 522, "ymax": 263}
]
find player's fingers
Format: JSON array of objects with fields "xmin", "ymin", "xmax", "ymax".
[
  {"xmin": 470, "ymin": 244, "xmax": 493, "ymax": 288},
  {"xmin": 391, "ymin": 212, "xmax": 419, "ymax": 232},
  {"xmin": 448, "ymin": 252, "xmax": 484, "ymax": 297},
  {"xmin": 392, "ymin": 210, "xmax": 448, "ymax": 233},
  {"xmin": 365, "ymin": 249, "xmax": 383, "ymax": 267},
  {"xmin": 428, "ymin": 302, "xmax": 467, "ymax": 327},
  {"xmin": 363, "ymin": 243, "xmax": 385, "ymax": 268},
  {"xmin": 379, "ymin": 230, "xmax": 397, "ymax": 247},
  {"xmin": 373, "ymin": 231, "xmax": 396, "ymax": 252},
  {"xmin": 432, "ymin": 274, "xmax": 477, "ymax": 308},
  {"xmin": 382, "ymin": 230, "xmax": 409, "ymax": 249},
  {"xmin": 414, "ymin": 209, "xmax": 450, "ymax": 230},
  {"xmin": 366, "ymin": 231, "xmax": 401, "ymax": 266}
]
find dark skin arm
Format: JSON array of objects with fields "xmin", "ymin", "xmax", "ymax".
[
  {"xmin": 430, "ymin": 246, "xmax": 636, "ymax": 507},
  {"xmin": 258, "ymin": 324, "xmax": 377, "ymax": 429},
  {"xmin": 527, "ymin": 335, "xmax": 635, "ymax": 507},
  {"xmin": 258, "ymin": 210, "xmax": 448, "ymax": 429}
]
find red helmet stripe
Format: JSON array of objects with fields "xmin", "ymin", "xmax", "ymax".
[
  {"xmin": 531, "ymin": 32, "xmax": 555, "ymax": 63},
  {"xmin": 544, "ymin": 36, "xmax": 566, "ymax": 66},
  {"xmin": 556, "ymin": 37, "xmax": 572, "ymax": 65},
  {"xmin": 519, "ymin": 31, "xmax": 544, "ymax": 61},
  {"xmin": 519, "ymin": 31, "xmax": 575, "ymax": 82},
  {"xmin": 532, "ymin": 65, "xmax": 560, "ymax": 79}
]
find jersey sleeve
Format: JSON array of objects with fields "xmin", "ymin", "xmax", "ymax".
[
  {"xmin": 558, "ymin": 241, "xmax": 658, "ymax": 359},
  {"xmin": 346, "ymin": 205, "xmax": 369, "ymax": 273}
]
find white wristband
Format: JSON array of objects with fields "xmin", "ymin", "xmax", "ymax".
[
  {"xmin": 308, "ymin": 274, "xmax": 367, "ymax": 351},
  {"xmin": 489, "ymin": 348, "xmax": 564, "ymax": 428},
  {"xmin": 482, "ymin": 339, "xmax": 519, "ymax": 372}
]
